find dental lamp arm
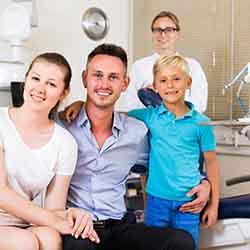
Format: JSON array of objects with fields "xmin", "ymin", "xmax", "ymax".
[
  {"xmin": 224, "ymin": 63, "xmax": 250, "ymax": 90},
  {"xmin": 240, "ymin": 125, "xmax": 250, "ymax": 140}
]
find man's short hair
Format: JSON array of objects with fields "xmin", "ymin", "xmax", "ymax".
[
  {"xmin": 151, "ymin": 11, "xmax": 180, "ymax": 31},
  {"xmin": 86, "ymin": 43, "xmax": 128, "ymax": 73}
]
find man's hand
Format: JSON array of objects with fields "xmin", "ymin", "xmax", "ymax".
[
  {"xmin": 179, "ymin": 180, "xmax": 210, "ymax": 213},
  {"xmin": 201, "ymin": 203, "xmax": 218, "ymax": 228},
  {"xmin": 66, "ymin": 208, "xmax": 100, "ymax": 243},
  {"xmin": 59, "ymin": 101, "xmax": 84, "ymax": 123},
  {"xmin": 146, "ymin": 84, "xmax": 155, "ymax": 90}
]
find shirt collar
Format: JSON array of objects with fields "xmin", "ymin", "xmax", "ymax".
[
  {"xmin": 157, "ymin": 101, "xmax": 195, "ymax": 118},
  {"xmin": 76, "ymin": 108, "xmax": 89, "ymax": 128},
  {"xmin": 76, "ymin": 108, "xmax": 124, "ymax": 137},
  {"xmin": 154, "ymin": 51, "xmax": 179, "ymax": 58}
]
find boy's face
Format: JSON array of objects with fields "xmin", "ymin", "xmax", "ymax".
[{"xmin": 154, "ymin": 64, "xmax": 191, "ymax": 106}]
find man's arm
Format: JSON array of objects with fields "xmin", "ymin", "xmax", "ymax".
[
  {"xmin": 201, "ymin": 151, "xmax": 220, "ymax": 228},
  {"xmin": 59, "ymin": 100, "xmax": 84, "ymax": 123}
]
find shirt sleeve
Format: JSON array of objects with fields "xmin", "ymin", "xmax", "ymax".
[
  {"xmin": 135, "ymin": 133, "xmax": 149, "ymax": 168},
  {"xmin": 188, "ymin": 59, "xmax": 208, "ymax": 113},
  {"xmin": 128, "ymin": 108, "xmax": 151, "ymax": 126},
  {"xmin": 199, "ymin": 122, "xmax": 216, "ymax": 152},
  {"xmin": 52, "ymin": 112, "xmax": 65, "ymax": 128},
  {"xmin": 55, "ymin": 130, "xmax": 78, "ymax": 176}
]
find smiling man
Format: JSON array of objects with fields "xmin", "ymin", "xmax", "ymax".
[{"xmin": 59, "ymin": 43, "xmax": 196, "ymax": 250}]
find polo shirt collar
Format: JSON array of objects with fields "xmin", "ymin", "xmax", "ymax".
[{"xmin": 157, "ymin": 101, "xmax": 195, "ymax": 118}]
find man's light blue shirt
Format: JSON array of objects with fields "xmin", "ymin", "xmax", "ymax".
[
  {"xmin": 56, "ymin": 109, "xmax": 149, "ymax": 220},
  {"xmin": 128, "ymin": 102, "xmax": 216, "ymax": 201}
]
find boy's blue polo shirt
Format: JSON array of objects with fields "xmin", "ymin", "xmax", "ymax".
[{"xmin": 128, "ymin": 102, "xmax": 216, "ymax": 201}]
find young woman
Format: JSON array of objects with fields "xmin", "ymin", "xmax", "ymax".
[{"xmin": 0, "ymin": 53, "xmax": 96, "ymax": 250}]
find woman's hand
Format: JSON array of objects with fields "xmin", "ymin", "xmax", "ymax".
[{"xmin": 52, "ymin": 214, "xmax": 74, "ymax": 235}]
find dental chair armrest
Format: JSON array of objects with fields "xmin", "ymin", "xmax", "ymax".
[
  {"xmin": 218, "ymin": 194, "xmax": 250, "ymax": 219},
  {"xmin": 226, "ymin": 175, "xmax": 250, "ymax": 186},
  {"xmin": 218, "ymin": 175, "xmax": 250, "ymax": 219},
  {"xmin": 137, "ymin": 88, "xmax": 162, "ymax": 107}
]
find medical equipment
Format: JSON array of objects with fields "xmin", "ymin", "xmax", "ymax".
[
  {"xmin": 199, "ymin": 178, "xmax": 250, "ymax": 250},
  {"xmin": 223, "ymin": 63, "xmax": 250, "ymax": 122},
  {"xmin": 0, "ymin": 0, "xmax": 38, "ymax": 88}
]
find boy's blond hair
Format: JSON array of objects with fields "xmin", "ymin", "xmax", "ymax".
[{"xmin": 153, "ymin": 55, "xmax": 191, "ymax": 80}]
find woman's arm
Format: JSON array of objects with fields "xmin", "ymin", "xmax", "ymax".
[
  {"xmin": 45, "ymin": 174, "xmax": 99, "ymax": 242},
  {"xmin": 44, "ymin": 174, "xmax": 71, "ymax": 210},
  {"xmin": 0, "ymin": 146, "xmax": 72, "ymax": 234}
]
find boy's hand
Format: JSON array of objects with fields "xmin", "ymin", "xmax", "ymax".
[
  {"xmin": 180, "ymin": 180, "xmax": 210, "ymax": 213},
  {"xmin": 201, "ymin": 203, "xmax": 218, "ymax": 228}
]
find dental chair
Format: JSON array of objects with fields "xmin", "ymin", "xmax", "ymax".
[{"xmin": 138, "ymin": 87, "xmax": 250, "ymax": 250}]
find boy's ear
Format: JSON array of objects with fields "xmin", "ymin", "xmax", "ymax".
[{"xmin": 82, "ymin": 70, "xmax": 87, "ymax": 88}]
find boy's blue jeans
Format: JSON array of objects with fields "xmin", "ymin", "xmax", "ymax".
[{"xmin": 145, "ymin": 194, "xmax": 200, "ymax": 248}]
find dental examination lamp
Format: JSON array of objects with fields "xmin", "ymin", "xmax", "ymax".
[
  {"xmin": 223, "ymin": 62, "xmax": 250, "ymax": 121},
  {"xmin": 0, "ymin": 1, "xmax": 38, "ymax": 89}
]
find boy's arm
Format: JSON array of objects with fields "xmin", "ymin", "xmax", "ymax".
[
  {"xmin": 59, "ymin": 100, "xmax": 84, "ymax": 123},
  {"xmin": 201, "ymin": 151, "xmax": 220, "ymax": 227}
]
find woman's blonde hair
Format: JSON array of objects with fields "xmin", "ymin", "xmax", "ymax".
[{"xmin": 153, "ymin": 54, "xmax": 190, "ymax": 79}]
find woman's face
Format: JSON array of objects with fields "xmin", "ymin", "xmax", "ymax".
[
  {"xmin": 23, "ymin": 60, "xmax": 68, "ymax": 113},
  {"xmin": 152, "ymin": 17, "xmax": 180, "ymax": 53}
]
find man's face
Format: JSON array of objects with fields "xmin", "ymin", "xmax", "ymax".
[
  {"xmin": 83, "ymin": 55, "xmax": 129, "ymax": 109},
  {"xmin": 152, "ymin": 17, "xmax": 180, "ymax": 53}
]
